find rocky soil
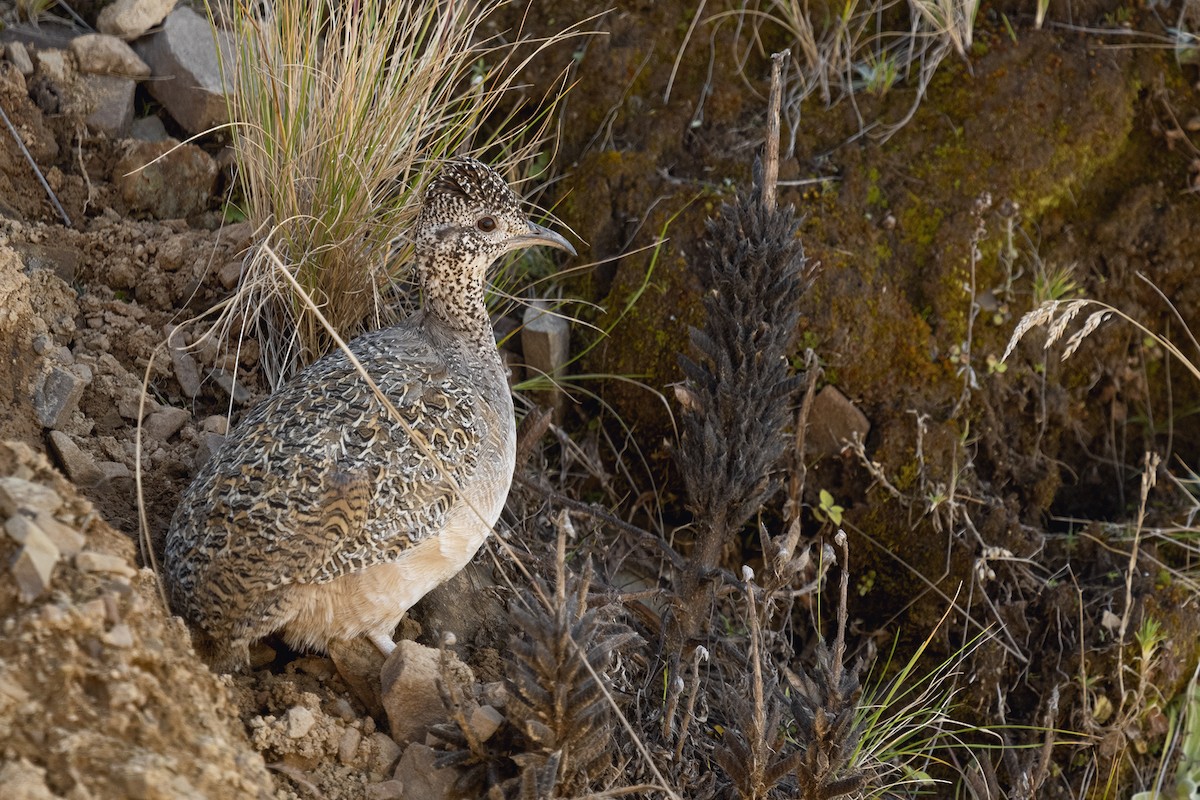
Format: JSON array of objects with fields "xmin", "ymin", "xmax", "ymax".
[{"xmin": 1, "ymin": 0, "xmax": 1199, "ymax": 797}]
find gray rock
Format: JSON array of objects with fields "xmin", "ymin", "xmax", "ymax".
[
  {"xmin": 31, "ymin": 512, "xmax": 86, "ymax": 557},
  {"xmin": 217, "ymin": 259, "xmax": 242, "ymax": 289},
  {"xmin": 807, "ymin": 385, "xmax": 872, "ymax": 459},
  {"xmin": 10, "ymin": 241, "xmax": 84, "ymax": 284},
  {"xmin": 83, "ymin": 74, "xmax": 136, "ymax": 138},
  {"xmin": 328, "ymin": 637, "xmax": 386, "ymax": 721},
  {"xmin": 393, "ymin": 744, "xmax": 457, "ymax": 800},
  {"xmin": 34, "ymin": 364, "xmax": 92, "ymax": 428},
  {"xmin": 96, "ymin": 461, "xmax": 133, "ymax": 484},
  {"xmin": 521, "ymin": 299, "xmax": 570, "ymax": 417},
  {"xmin": 102, "ymin": 622, "xmax": 135, "ymax": 648},
  {"xmin": 370, "ymin": 732, "xmax": 403, "ymax": 779},
  {"xmin": 48, "ymin": 430, "xmax": 104, "ymax": 487},
  {"xmin": 5, "ymin": 42, "xmax": 34, "ymax": 77},
  {"xmin": 4, "ymin": 514, "xmax": 41, "ymax": 545},
  {"xmin": 213, "ymin": 369, "xmax": 251, "ymax": 405},
  {"xmin": 11, "ymin": 524, "xmax": 60, "ymax": 603},
  {"xmin": 0, "ymin": 477, "xmax": 63, "ymax": 517},
  {"xmin": 469, "ymin": 705, "xmax": 504, "ymax": 743},
  {"xmin": 338, "ymin": 726, "xmax": 363, "ymax": 766},
  {"xmin": 166, "ymin": 326, "xmax": 202, "ymax": 398},
  {"xmin": 143, "ymin": 406, "xmax": 190, "ymax": 441},
  {"xmin": 0, "ymin": 758, "xmax": 56, "ymax": 800},
  {"xmin": 130, "ymin": 115, "xmax": 169, "ymax": 142},
  {"xmin": 365, "ymin": 780, "xmax": 405, "ymax": 800},
  {"xmin": 70, "ymin": 33, "xmax": 151, "ymax": 77},
  {"xmin": 134, "ymin": 7, "xmax": 234, "ymax": 135},
  {"xmin": 117, "ymin": 387, "xmax": 159, "ymax": 420},
  {"xmin": 200, "ymin": 415, "xmax": 228, "ymax": 435},
  {"xmin": 284, "ymin": 706, "xmax": 316, "ymax": 739},
  {"xmin": 522, "ymin": 299, "xmax": 570, "ymax": 380},
  {"xmin": 35, "ymin": 49, "xmax": 72, "ymax": 83},
  {"xmin": 381, "ymin": 640, "xmax": 475, "ymax": 745},
  {"xmin": 75, "ymin": 550, "xmax": 136, "ymax": 578},
  {"xmin": 114, "ymin": 139, "xmax": 217, "ymax": 219},
  {"xmin": 97, "ymin": 0, "xmax": 177, "ymax": 40},
  {"xmin": 194, "ymin": 432, "xmax": 226, "ymax": 467}
]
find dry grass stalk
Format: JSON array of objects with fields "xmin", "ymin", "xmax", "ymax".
[
  {"xmin": 1003, "ymin": 291, "xmax": 1200, "ymax": 384},
  {"xmin": 218, "ymin": 0, "xmax": 579, "ymax": 386}
]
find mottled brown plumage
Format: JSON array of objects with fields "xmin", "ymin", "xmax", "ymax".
[{"xmin": 165, "ymin": 158, "xmax": 574, "ymax": 670}]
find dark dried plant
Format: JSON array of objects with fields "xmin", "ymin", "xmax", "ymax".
[
  {"xmin": 673, "ymin": 155, "xmax": 812, "ymax": 641},
  {"xmin": 713, "ymin": 570, "xmax": 803, "ymax": 800},
  {"xmin": 713, "ymin": 537, "xmax": 865, "ymax": 800},
  {"xmin": 787, "ymin": 646, "xmax": 866, "ymax": 798},
  {"xmin": 786, "ymin": 533, "xmax": 865, "ymax": 799},
  {"xmin": 504, "ymin": 551, "xmax": 639, "ymax": 798}
]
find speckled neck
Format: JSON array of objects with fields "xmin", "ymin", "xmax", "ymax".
[{"xmin": 418, "ymin": 252, "xmax": 495, "ymax": 351}]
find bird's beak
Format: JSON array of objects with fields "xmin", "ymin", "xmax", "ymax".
[{"xmin": 506, "ymin": 221, "xmax": 576, "ymax": 257}]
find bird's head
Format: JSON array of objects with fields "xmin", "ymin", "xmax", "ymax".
[{"xmin": 414, "ymin": 157, "xmax": 575, "ymax": 273}]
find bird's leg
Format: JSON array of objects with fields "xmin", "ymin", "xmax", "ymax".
[{"xmin": 368, "ymin": 631, "xmax": 396, "ymax": 657}]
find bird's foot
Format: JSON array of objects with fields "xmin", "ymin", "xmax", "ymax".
[{"xmin": 368, "ymin": 631, "xmax": 396, "ymax": 657}]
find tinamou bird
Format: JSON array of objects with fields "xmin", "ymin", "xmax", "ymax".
[{"xmin": 164, "ymin": 157, "xmax": 575, "ymax": 670}]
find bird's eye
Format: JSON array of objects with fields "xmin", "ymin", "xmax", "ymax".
[{"xmin": 476, "ymin": 216, "xmax": 497, "ymax": 232}]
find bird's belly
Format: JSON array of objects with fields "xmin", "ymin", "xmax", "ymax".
[{"xmin": 280, "ymin": 457, "xmax": 514, "ymax": 650}]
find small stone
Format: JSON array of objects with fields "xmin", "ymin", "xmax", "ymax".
[
  {"xmin": 217, "ymin": 259, "xmax": 242, "ymax": 289},
  {"xmin": 329, "ymin": 637, "xmax": 386, "ymax": 721},
  {"xmin": 166, "ymin": 327, "xmax": 203, "ymax": 398},
  {"xmin": 213, "ymin": 369, "xmax": 251, "ymax": 405},
  {"xmin": 114, "ymin": 139, "xmax": 217, "ymax": 220},
  {"xmin": 71, "ymin": 34, "xmax": 151, "ymax": 77},
  {"xmin": 6, "ymin": 514, "xmax": 43, "ymax": 545},
  {"xmin": 34, "ymin": 364, "xmax": 92, "ymax": 428},
  {"xmin": 366, "ymin": 780, "xmax": 405, "ymax": 800},
  {"xmin": 249, "ymin": 642, "xmax": 277, "ymax": 668},
  {"xmin": 98, "ymin": 0, "xmax": 176, "ymax": 40},
  {"xmin": 5, "ymin": 42, "xmax": 34, "ymax": 77},
  {"xmin": 469, "ymin": 705, "xmax": 504, "ymax": 743},
  {"xmin": 0, "ymin": 477, "xmax": 63, "ymax": 517},
  {"xmin": 338, "ymin": 726, "xmax": 362, "ymax": 765},
  {"xmin": 0, "ymin": 758, "xmax": 55, "ymax": 800},
  {"xmin": 522, "ymin": 299, "xmax": 570, "ymax": 379},
  {"xmin": 381, "ymin": 640, "xmax": 475, "ymax": 745},
  {"xmin": 134, "ymin": 7, "xmax": 235, "ymax": 135},
  {"xmin": 807, "ymin": 385, "xmax": 872, "ymax": 459},
  {"xmin": 522, "ymin": 299, "xmax": 570, "ymax": 418},
  {"xmin": 11, "ymin": 527, "xmax": 60, "ymax": 602},
  {"xmin": 194, "ymin": 432, "xmax": 226, "ymax": 467},
  {"xmin": 48, "ymin": 430, "xmax": 104, "ymax": 487},
  {"xmin": 285, "ymin": 706, "xmax": 316, "ymax": 739},
  {"xmin": 35, "ymin": 49, "xmax": 73, "ymax": 83},
  {"xmin": 143, "ymin": 406, "xmax": 191, "ymax": 441},
  {"xmin": 83, "ymin": 74, "xmax": 137, "ymax": 138},
  {"xmin": 392, "ymin": 744, "xmax": 456, "ymax": 800},
  {"xmin": 330, "ymin": 697, "xmax": 357, "ymax": 723},
  {"xmin": 200, "ymin": 415, "xmax": 229, "ymax": 435},
  {"xmin": 117, "ymin": 387, "xmax": 159, "ymax": 420},
  {"xmin": 131, "ymin": 115, "xmax": 169, "ymax": 142},
  {"xmin": 370, "ymin": 732, "xmax": 403, "ymax": 778},
  {"xmin": 33, "ymin": 512, "xmax": 86, "ymax": 557},
  {"xmin": 75, "ymin": 550, "xmax": 136, "ymax": 578},
  {"xmin": 103, "ymin": 622, "xmax": 135, "ymax": 648},
  {"xmin": 97, "ymin": 462, "xmax": 132, "ymax": 483}
]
